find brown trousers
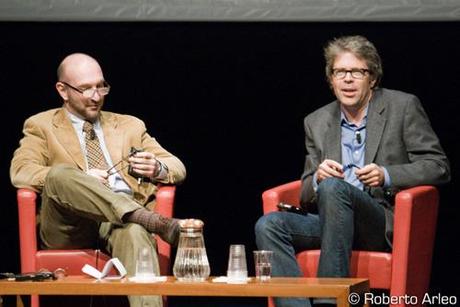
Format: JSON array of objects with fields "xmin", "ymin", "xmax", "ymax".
[{"xmin": 40, "ymin": 164, "xmax": 162, "ymax": 307}]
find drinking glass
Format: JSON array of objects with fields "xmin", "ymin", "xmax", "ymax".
[
  {"xmin": 227, "ymin": 244, "xmax": 248, "ymax": 284},
  {"xmin": 253, "ymin": 250, "xmax": 273, "ymax": 281},
  {"xmin": 135, "ymin": 247, "xmax": 155, "ymax": 281}
]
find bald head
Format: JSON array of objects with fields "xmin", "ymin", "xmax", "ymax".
[
  {"xmin": 55, "ymin": 53, "xmax": 107, "ymax": 121},
  {"xmin": 57, "ymin": 53, "xmax": 103, "ymax": 82}
]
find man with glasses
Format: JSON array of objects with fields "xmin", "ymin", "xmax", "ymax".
[
  {"xmin": 10, "ymin": 53, "xmax": 187, "ymax": 307},
  {"xmin": 255, "ymin": 35, "xmax": 450, "ymax": 306}
]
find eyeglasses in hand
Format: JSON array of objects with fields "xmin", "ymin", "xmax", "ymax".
[{"xmin": 106, "ymin": 148, "xmax": 142, "ymax": 176}]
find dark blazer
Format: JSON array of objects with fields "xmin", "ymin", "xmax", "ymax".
[{"xmin": 300, "ymin": 88, "xmax": 450, "ymax": 243}]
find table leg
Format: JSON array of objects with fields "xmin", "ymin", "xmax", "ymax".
[
  {"xmin": 336, "ymin": 291, "xmax": 348, "ymax": 307},
  {"xmin": 17, "ymin": 295, "xmax": 24, "ymax": 307}
]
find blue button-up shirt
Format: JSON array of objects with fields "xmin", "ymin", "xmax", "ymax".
[
  {"xmin": 341, "ymin": 112, "xmax": 367, "ymax": 190},
  {"xmin": 312, "ymin": 107, "xmax": 391, "ymax": 191}
]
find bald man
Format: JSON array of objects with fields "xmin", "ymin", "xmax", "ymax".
[{"xmin": 11, "ymin": 53, "xmax": 187, "ymax": 307}]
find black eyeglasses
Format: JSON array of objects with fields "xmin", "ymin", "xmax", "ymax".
[
  {"xmin": 332, "ymin": 68, "xmax": 369, "ymax": 80},
  {"xmin": 60, "ymin": 81, "xmax": 110, "ymax": 98}
]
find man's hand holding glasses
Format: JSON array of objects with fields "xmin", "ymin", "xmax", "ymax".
[{"xmin": 106, "ymin": 147, "xmax": 163, "ymax": 183}]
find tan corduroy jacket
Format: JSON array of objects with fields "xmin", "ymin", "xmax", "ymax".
[{"xmin": 10, "ymin": 107, "xmax": 186, "ymax": 207}]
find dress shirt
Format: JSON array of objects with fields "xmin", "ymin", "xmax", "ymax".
[
  {"xmin": 312, "ymin": 107, "xmax": 391, "ymax": 191},
  {"xmin": 341, "ymin": 112, "xmax": 367, "ymax": 190},
  {"xmin": 66, "ymin": 110, "xmax": 132, "ymax": 195}
]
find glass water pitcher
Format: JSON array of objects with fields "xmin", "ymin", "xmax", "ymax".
[{"xmin": 173, "ymin": 219, "xmax": 210, "ymax": 282}]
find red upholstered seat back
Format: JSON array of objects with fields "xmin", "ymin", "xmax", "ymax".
[{"xmin": 262, "ymin": 181, "xmax": 439, "ymax": 307}]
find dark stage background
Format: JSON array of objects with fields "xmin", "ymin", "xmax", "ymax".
[{"xmin": 1, "ymin": 22, "xmax": 459, "ymax": 306}]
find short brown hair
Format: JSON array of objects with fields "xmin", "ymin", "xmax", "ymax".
[{"xmin": 324, "ymin": 35, "xmax": 382, "ymax": 88}]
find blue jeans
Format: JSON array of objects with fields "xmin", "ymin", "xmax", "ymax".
[{"xmin": 254, "ymin": 178, "xmax": 388, "ymax": 307}]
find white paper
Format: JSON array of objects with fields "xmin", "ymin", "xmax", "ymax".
[{"xmin": 82, "ymin": 257, "xmax": 127, "ymax": 280}]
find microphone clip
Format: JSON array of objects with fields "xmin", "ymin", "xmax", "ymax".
[{"xmin": 355, "ymin": 131, "xmax": 362, "ymax": 144}]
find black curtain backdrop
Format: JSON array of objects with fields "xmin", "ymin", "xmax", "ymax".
[{"xmin": 1, "ymin": 22, "xmax": 459, "ymax": 306}]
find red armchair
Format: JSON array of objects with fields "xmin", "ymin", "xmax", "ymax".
[
  {"xmin": 262, "ymin": 180, "xmax": 439, "ymax": 307},
  {"xmin": 18, "ymin": 185, "xmax": 176, "ymax": 307}
]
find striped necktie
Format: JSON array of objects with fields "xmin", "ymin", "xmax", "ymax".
[{"xmin": 83, "ymin": 121, "xmax": 109, "ymax": 172}]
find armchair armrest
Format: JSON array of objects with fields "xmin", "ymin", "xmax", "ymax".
[
  {"xmin": 154, "ymin": 185, "xmax": 175, "ymax": 217},
  {"xmin": 17, "ymin": 188, "xmax": 38, "ymax": 273},
  {"xmin": 153, "ymin": 185, "xmax": 176, "ymax": 275},
  {"xmin": 391, "ymin": 185, "xmax": 438, "ymax": 298},
  {"xmin": 262, "ymin": 180, "xmax": 301, "ymax": 214}
]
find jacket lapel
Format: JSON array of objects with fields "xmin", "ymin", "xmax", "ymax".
[
  {"xmin": 99, "ymin": 112, "xmax": 140, "ymax": 188},
  {"xmin": 53, "ymin": 109, "xmax": 86, "ymax": 170},
  {"xmin": 100, "ymin": 112, "xmax": 123, "ymax": 169},
  {"xmin": 324, "ymin": 103, "xmax": 342, "ymax": 163},
  {"xmin": 365, "ymin": 89, "xmax": 387, "ymax": 164},
  {"xmin": 101, "ymin": 113, "xmax": 140, "ymax": 189}
]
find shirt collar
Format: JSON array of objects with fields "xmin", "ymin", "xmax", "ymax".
[
  {"xmin": 65, "ymin": 109, "xmax": 101, "ymax": 130},
  {"xmin": 340, "ymin": 105, "xmax": 369, "ymax": 128}
]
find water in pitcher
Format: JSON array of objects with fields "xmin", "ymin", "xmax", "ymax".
[
  {"xmin": 173, "ymin": 247, "xmax": 210, "ymax": 282},
  {"xmin": 173, "ymin": 219, "xmax": 210, "ymax": 282}
]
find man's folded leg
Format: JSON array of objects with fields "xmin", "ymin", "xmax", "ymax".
[
  {"xmin": 123, "ymin": 209, "xmax": 180, "ymax": 246},
  {"xmin": 40, "ymin": 164, "xmax": 179, "ymax": 248},
  {"xmin": 103, "ymin": 222, "xmax": 162, "ymax": 307}
]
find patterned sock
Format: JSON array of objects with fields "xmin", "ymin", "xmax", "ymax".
[{"xmin": 124, "ymin": 208, "xmax": 180, "ymax": 246}]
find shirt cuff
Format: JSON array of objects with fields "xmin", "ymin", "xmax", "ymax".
[
  {"xmin": 382, "ymin": 167, "xmax": 391, "ymax": 188},
  {"xmin": 312, "ymin": 172, "xmax": 319, "ymax": 192},
  {"xmin": 154, "ymin": 161, "xmax": 168, "ymax": 180}
]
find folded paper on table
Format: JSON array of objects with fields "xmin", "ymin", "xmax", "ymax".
[{"xmin": 82, "ymin": 257, "xmax": 127, "ymax": 280}]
